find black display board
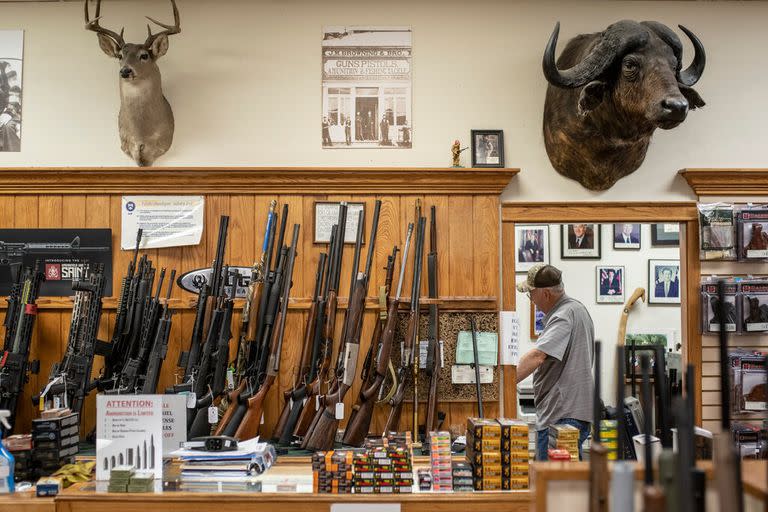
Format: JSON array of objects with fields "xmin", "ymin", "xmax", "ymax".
[{"xmin": 0, "ymin": 229, "xmax": 113, "ymax": 296}]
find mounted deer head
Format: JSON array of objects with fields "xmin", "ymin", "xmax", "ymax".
[{"xmin": 85, "ymin": 0, "xmax": 181, "ymax": 167}]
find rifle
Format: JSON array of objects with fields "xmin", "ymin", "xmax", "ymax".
[
  {"xmin": 273, "ymin": 252, "xmax": 326, "ymax": 443},
  {"xmin": 713, "ymin": 280, "xmax": 743, "ymax": 512},
  {"xmin": 101, "ymin": 229, "xmax": 143, "ymax": 383},
  {"xmin": 235, "ymin": 224, "xmax": 300, "ymax": 440},
  {"xmin": 653, "ymin": 344, "xmax": 678, "ymax": 512},
  {"xmin": 188, "ymin": 265, "xmax": 236, "ymax": 438},
  {"xmin": 589, "ymin": 340, "xmax": 609, "ymax": 512},
  {"xmin": 219, "ymin": 207, "xmax": 290, "ymax": 438},
  {"xmin": 297, "ymin": 205, "xmax": 348, "ymax": 446},
  {"xmin": 641, "ymin": 353, "xmax": 666, "ymax": 511},
  {"xmin": 611, "ymin": 345, "xmax": 634, "ymax": 512},
  {"xmin": 342, "ymin": 245, "xmax": 399, "ymax": 446},
  {"xmin": 37, "ymin": 264, "xmax": 106, "ymax": 418},
  {"xmin": 0, "ymin": 263, "xmax": 44, "ymax": 433},
  {"xmin": 424, "ymin": 205, "xmax": 443, "ymax": 440},
  {"xmin": 303, "ymin": 201, "xmax": 381, "ymax": 451},
  {"xmin": 469, "ymin": 317, "xmax": 483, "ymax": 418},
  {"xmin": 384, "ymin": 215, "xmax": 425, "ymax": 433},
  {"xmin": 140, "ymin": 270, "xmax": 175, "ymax": 394},
  {"xmin": 169, "ymin": 216, "xmax": 229, "ymax": 395}
]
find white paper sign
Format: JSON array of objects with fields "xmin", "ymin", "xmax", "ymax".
[
  {"xmin": 162, "ymin": 394, "xmax": 187, "ymax": 456},
  {"xmin": 499, "ymin": 311, "xmax": 520, "ymax": 366},
  {"xmin": 315, "ymin": 202, "xmax": 365, "ymax": 243},
  {"xmin": 96, "ymin": 395, "xmax": 163, "ymax": 481},
  {"xmin": 451, "ymin": 365, "xmax": 494, "ymax": 384},
  {"xmin": 418, "ymin": 340, "xmax": 445, "ymax": 369},
  {"xmin": 121, "ymin": 196, "xmax": 204, "ymax": 250}
]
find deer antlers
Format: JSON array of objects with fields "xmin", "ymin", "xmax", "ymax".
[{"xmin": 84, "ymin": 0, "xmax": 181, "ymax": 49}]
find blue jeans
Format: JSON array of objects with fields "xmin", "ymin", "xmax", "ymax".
[{"xmin": 536, "ymin": 418, "xmax": 591, "ymax": 461}]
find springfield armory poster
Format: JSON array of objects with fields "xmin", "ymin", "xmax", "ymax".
[
  {"xmin": 0, "ymin": 30, "xmax": 23, "ymax": 152},
  {"xmin": 0, "ymin": 229, "xmax": 113, "ymax": 296},
  {"xmin": 321, "ymin": 26, "xmax": 412, "ymax": 149}
]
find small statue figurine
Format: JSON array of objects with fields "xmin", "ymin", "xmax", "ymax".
[{"xmin": 451, "ymin": 139, "xmax": 468, "ymax": 167}]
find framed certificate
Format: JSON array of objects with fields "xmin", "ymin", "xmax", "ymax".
[{"xmin": 313, "ymin": 201, "xmax": 365, "ymax": 244}]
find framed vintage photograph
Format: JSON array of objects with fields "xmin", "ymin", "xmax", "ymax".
[
  {"xmin": 596, "ymin": 265, "xmax": 625, "ymax": 304},
  {"xmin": 0, "ymin": 30, "xmax": 24, "ymax": 153},
  {"xmin": 471, "ymin": 129, "xmax": 504, "ymax": 168},
  {"xmin": 313, "ymin": 201, "xmax": 365, "ymax": 244},
  {"xmin": 515, "ymin": 224, "xmax": 549, "ymax": 273},
  {"xmin": 613, "ymin": 223, "xmax": 641, "ymax": 250},
  {"xmin": 530, "ymin": 303, "xmax": 545, "ymax": 339},
  {"xmin": 651, "ymin": 223, "xmax": 680, "ymax": 247},
  {"xmin": 561, "ymin": 223, "xmax": 601, "ymax": 259},
  {"xmin": 648, "ymin": 259, "xmax": 681, "ymax": 304}
]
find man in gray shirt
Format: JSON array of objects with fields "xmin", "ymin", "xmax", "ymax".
[{"xmin": 516, "ymin": 264, "xmax": 595, "ymax": 460}]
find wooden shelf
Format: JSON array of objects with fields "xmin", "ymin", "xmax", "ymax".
[
  {"xmin": 679, "ymin": 168, "xmax": 768, "ymax": 196},
  {"xmin": 0, "ymin": 167, "xmax": 519, "ymax": 196}
]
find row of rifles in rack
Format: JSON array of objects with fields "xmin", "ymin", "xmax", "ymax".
[{"xmin": 2, "ymin": 200, "xmax": 444, "ymax": 451}]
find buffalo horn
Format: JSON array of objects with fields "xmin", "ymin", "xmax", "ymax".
[{"xmin": 677, "ymin": 25, "xmax": 706, "ymax": 86}]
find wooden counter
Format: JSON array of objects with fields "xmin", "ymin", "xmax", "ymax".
[{"xmin": 0, "ymin": 489, "xmax": 55, "ymax": 512}]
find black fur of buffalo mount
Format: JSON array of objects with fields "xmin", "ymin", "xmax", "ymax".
[{"xmin": 542, "ymin": 20, "xmax": 706, "ymax": 191}]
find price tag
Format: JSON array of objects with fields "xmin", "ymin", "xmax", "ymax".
[
  {"xmin": 315, "ymin": 395, "xmax": 320, "ymax": 411},
  {"xmin": 335, "ymin": 402, "xmax": 344, "ymax": 420},
  {"xmin": 288, "ymin": 398, "xmax": 294, "ymax": 410},
  {"xmin": 260, "ymin": 412, "xmax": 265, "ymax": 425},
  {"xmin": 38, "ymin": 397, "xmax": 44, "ymax": 412},
  {"xmin": 226, "ymin": 369, "xmax": 235, "ymax": 390},
  {"xmin": 53, "ymin": 396, "xmax": 61, "ymax": 409},
  {"xmin": 186, "ymin": 392, "xmax": 196, "ymax": 409},
  {"xmin": 208, "ymin": 406, "xmax": 217, "ymax": 424}
]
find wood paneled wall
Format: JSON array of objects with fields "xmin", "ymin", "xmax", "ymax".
[{"xmin": 0, "ymin": 168, "xmax": 517, "ymax": 437}]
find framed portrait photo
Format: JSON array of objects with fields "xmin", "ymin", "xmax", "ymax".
[
  {"xmin": 596, "ymin": 265, "xmax": 625, "ymax": 304},
  {"xmin": 313, "ymin": 201, "xmax": 365, "ymax": 244},
  {"xmin": 530, "ymin": 303, "xmax": 545, "ymax": 339},
  {"xmin": 514, "ymin": 224, "xmax": 549, "ymax": 273},
  {"xmin": 613, "ymin": 223, "xmax": 641, "ymax": 250},
  {"xmin": 651, "ymin": 223, "xmax": 680, "ymax": 247},
  {"xmin": 471, "ymin": 129, "xmax": 504, "ymax": 168},
  {"xmin": 648, "ymin": 259, "xmax": 681, "ymax": 305},
  {"xmin": 561, "ymin": 223, "xmax": 601, "ymax": 259}
]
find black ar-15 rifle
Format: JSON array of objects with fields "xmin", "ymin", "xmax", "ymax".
[
  {"xmin": 0, "ymin": 263, "xmax": 44, "ymax": 433},
  {"xmin": 36, "ymin": 264, "xmax": 106, "ymax": 419}
]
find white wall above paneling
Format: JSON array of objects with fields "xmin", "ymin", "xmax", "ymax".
[{"xmin": 0, "ymin": 0, "xmax": 766, "ymax": 202}]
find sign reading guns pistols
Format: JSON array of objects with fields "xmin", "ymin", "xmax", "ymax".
[{"xmin": 0, "ymin": 229, "xmax": 112, "ymax": 296}]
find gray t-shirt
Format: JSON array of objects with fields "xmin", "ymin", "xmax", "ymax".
[{"xmin": 532, "ymin": 294, "xmax": 595, "ymax": 431}]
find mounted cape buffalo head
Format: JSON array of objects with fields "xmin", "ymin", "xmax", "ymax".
[{"xmin": 542, "ymin": 20, "xmax": 706, "ymax": 191}]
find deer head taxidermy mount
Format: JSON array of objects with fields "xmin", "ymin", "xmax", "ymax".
[{"xmin": 85, "ymin": 0, "xmax": 181, "ymax": 167}]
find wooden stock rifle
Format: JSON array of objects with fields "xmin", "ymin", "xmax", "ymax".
[
  {"xmin": 273, "ymin": 252, "xmax": 326, "ymax": 442},
  {"xmin": 641, "ymin": 353, "xmax": 666, "ymax": 511},
  {"xmin": 424, "ymin": 205, "xmax": 443, "ymax": 442},
  {"xmin": 215, "ymin": 202, "xmax": 277, "ymax": 436},
  {"xmin": 342, "ymin": 245, "xmax": 400, "ymax": 447},
  {"xmin": 713, "ymin": 280, "xmax": 743, "ymax": 512},
  {"xmin": 297, "ymin": 206, "xmax": 348, "ymax": 447},
  {"xmin": 384, "ymin": 216, "xmax": 425, "ymax": 433},
  {"xmin": 302, "ymin": 201, "xmax": 381, "ymax": 451},
  {"xmin": 235, "ymin": 223, "xmax": 300, "ymax": 440},
  {"xmin": 589, "ymin": 340, "xmax": 609, "ymax": 512}
]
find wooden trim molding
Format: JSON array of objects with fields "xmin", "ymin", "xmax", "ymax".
[
  {"xmin": 502, "ymin": 202, "xmax": 698, "ymax": 223},
  {"xmin": 0, "ymin": 167, "xmax": 519, "ymax": 196},
  {"xmin": 680, "ymin": 168, "xmax": 768, "ymax": 196}
]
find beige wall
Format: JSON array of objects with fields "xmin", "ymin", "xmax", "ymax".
[{"xmin": 1, "ymin": 0, "xmax": 766, "ymax": 201}]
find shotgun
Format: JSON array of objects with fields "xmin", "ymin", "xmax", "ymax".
[
  {"xmin": 384, "ymin": 216, "xmax": 425, "ymax": 433},
  {"xmin": 302, "ymin": 200, "xmax": 382, "ymax": 451},
  {"xmin": 235, "ymin": 224, "xmax": 300, "ymax": 441},
  {"xmin": 273, "ymin": 252, "xmax": 326, "ymax": 443},
  {"xmin": 342, "ymin": 245, "xmax": 399, "ymax": 446},
  {"xmin": 298, "ymin": 205, "xmax": 348, "ymax": 447},
  {"xmin": 654, "ymin": 345, "xmax": 679, "ymax": 512},
  {"xmin": 469, "ymin": 317, "xmax": 483, "ymax": 418},
  {"xmin": 673, "ymin": 367, "xmax": 695, "ymax": 512},
  {"xmin": 641, "ymin": 353, "xmax": 666, "ymax": 511},
  {"xmin": 589, "ymin": 340, "xmax": 609, "ymax": 512},
  {"xmin": 713, "ymin": 279, "xmax": 743, "ymax": 512},
  {"xmin": 610, "ymin": 345, "xmax": 634, "ymax": 512},
  {"xmin": 424, "ymin": 205, "xmax": 443, "ymax": 441}
]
